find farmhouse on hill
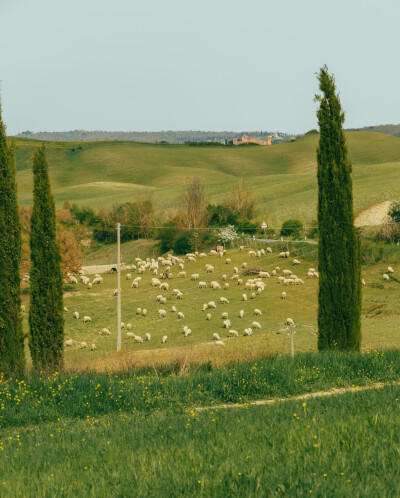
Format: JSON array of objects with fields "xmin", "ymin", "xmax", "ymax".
[{"xmin": 233, "ymin": 134, "xmax": 272, "ymax": 146}]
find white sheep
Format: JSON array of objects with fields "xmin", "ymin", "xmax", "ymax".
[
  {"xmin": 281, "ymin": 292, "xmax": 287, "ymax": 300},
  {"xmin": 250, "ymin": 293, "xmax": 256, "ymax": 299},
  {"xmin": 225, "ymin": 258, "xmax": 231, "ymax": 265},
  {"xmin": 63, "ymin": 306, "xmax": 69, "ymax": 312},
  {"xmin": 80, "ymin": 342, "xmax": 88, "ymax": 349},
  {"xmin": 239, "ymin": 246, "xmax": 244, "ymax": 251},
  {"xmin": 221, "ymin": 312, "xmax": 229, "ymax": 319},
  {"xmin": 286, "ymin": 318, "xmax": 295, "ymax": 326},
  {"xmin": 224, "ymin": 283, "xmax": 229, "ymax": 290},
  {"xmin": 125, "ymin": 273, "xmax": 132, "ymax": 280},
  {"xmin": 248, "ymin": 250, "xmax": 256, "ymax": 256},
  {"xmin": 131, "ymin": 281, "xmax": 139, "ymax": 288},
  {"xmin": 126, "ymin": 323, "xmax": 132, "ymax": 331},
  {"xmin": 134, "ymin": 335, "xmax": 144, "ymax": 343},
  {"xmin": 293, "ymin": 259, "xmax": 301, "ymax": 266},
  {"xmin": 177, "ymin": 312, "xmax": 185, "ymax": 319},
  {"xmin": 239, "ymin": 310, "xmax": 244, "ymax": 318},
  {"xmin": 126, "ymin": 332, "xmax": 135, "ymax": 339},
  {"xmin": 213, "ymin": 332, "xmax": 221, "ymax": 340},
  {"xmin": 237, "ymin": 278, "xmax": 243, "ymax": 285},
  {"xmin": 142, "ymin": 309, "xmax": 147, "ymax": 316},
  {"xmin": 208, "ymin": 301, "xmax": 217, "ymax": 309},
  {"xmin": 184, "ymin": 328, "xmax": 192, "ymax": 337},
  {"xmin": 244, "ymin": 328, "xmax": 253, "ymax": 336},
  {"xmin": 223, "ymin": 319, "xmax": 231, "ymax": 329},
  {"xmin": 21, "ymin": 305, "xmax": 25, "ymax": 313},
  {"xmin": 241, "ymin": 262, "xmax": 247, "ymax": 269},
  {"xmin": 92, "ymin": 276, "xmax": 103, "ymax": 285},
  {"xmin": 90, "ymin": 344, "xmax": 96, "ymax": 351},
  {"xmin": 100, "ymin": 328, "xmax": 111, "ymax": 336},
  {"xmin": 220, "ymin": 297, "xmax": 229, "ymax": 304},
  {"xmin": 171, "ymin": 305, "xmax": 177, "ymax": 312},
  {"xmin": 242, "ymin": 293, "xmax": 248, "ymax": 301},
  {"xmin": 388, "ymin": 266, "xmax": 394, "ymax": 274},
  {"xmin": 73, "ymin": 311, "xmax": 79, "ymax": 319},
  {"xmin": 383, "ymin": 273, "xmax": 390, "ymax": 281},
  {"xmin": 69, "ymin": 275, "xmax": 78, "ymax": 284},
  {"xmin": 253, "ymin": 309, "xmax": 262, "ymax": 316},
  {"xmin": 158, "ymin": 309, "xmax": 167, "ymax": 318},
  {"xmin": 161, "ymin": 335, "xmax": 168, "ymax": 344},
  {"xmin": 266, "ymin": 247, "xmax": 272, "ymax": 253},
  {"xmin": 145, "ymin": 332, "xmax": 151, "ymax": 341},
  {"xmin": 206, "ymin": 313, "xmax": 212, "ymax": 320},
  {"xmin": 113, "ymin": 289, "xmax": 118, "ymax": 296},
  {"xmin": 202, "ymin": 303, "xmax": 208, "ymax": 311},
  {"xmin": 191, "ymin": 273, "xmax": 200, "ymax": 281},
  {"xmin": 64, "ymin": 339, "xmax": 74, "ymax": 347},
  {"xmin": 160, "ymin": 282, "xmax": 169, "ymax": 291},
  {"xmin": 159, "ymin": 297, "xmax": 167, "ymax": 305},
  {"xmin": 120, "ymin": 322, "xmax": 125, "ymax": 329},
  {"xmin": 361, "ymin": 279, "xmax": 366, "ymax": 287},
  {"xmin": 178, "ymin": 271, "xmax": 186, "ymax": 278},
  {"xmin": 215, "ymin": 340, "xmax": 225, "ymax": 346},
  {"xmin": 198, "ymin": 281, "xmax": 207, "ymax": 289},
  {"xmin": 252, "ymin": 321, "xmax": 262, "ymax": 329},
  {"xmin": 228, "ymin": 329, "xmax": 239, "ymax": 337}
]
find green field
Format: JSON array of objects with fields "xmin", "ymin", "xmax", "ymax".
[
  {"xmin": 20, "ymin": 242, "xmax": 399, "ymax": 372},
  {"xmin": 13, "ymin": 131, "xmax": 400, "ymax": 226},
  {"xmin": 1, "ymin": 351, "xmax": 400, "ymax": 496}
]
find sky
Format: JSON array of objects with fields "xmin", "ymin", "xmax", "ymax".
[{"xmin": 0, "ymin": 0, "xmax": 399, "ymax": 135}]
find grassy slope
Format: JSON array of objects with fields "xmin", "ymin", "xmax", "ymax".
[
  {"xmin": 14, "ymin": 132, "xmax": 400, "ymax": 225},
  {"xmin": 18, "ymin": 243, "xmax": 398, "ymax": 371},
  {"xmin": 1, "ymin": 352, "xmax": 400, "ymax": 496}
]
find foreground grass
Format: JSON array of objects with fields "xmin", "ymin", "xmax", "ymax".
[
  {"xmin": 1, "ymin": 350, "xmax": 400, "ymax": 428},
  {"xmin": 0, "ymin": 382, "xmax": 399, "ymax": 496}
]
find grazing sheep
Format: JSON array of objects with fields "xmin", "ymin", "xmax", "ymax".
[
  {"xmin": 176, "ymin": 292, "xmax": 184, "ymax": 300},
  {"xmin": 233, "ymin": 266, "xmax": 239, "ymax": 274},
  {"xmin": 126, "ymin": 332, "xmax": 136, "ymax": 339},
  {"xmin": 232, "ymin": 274, "xmax": 240, "ymax": 281},
  {"xmin": 160, "ymin": 282, "xmax": 169, "ymax": 291},
  {"xmin": 237, "ymin": 278, "xmax": 243, "ymax": 285},
  {"xmin": 266, "ymin": 247, "xmax": 272, "ymax": 253},
  {"xmin": 191, "ymin": 273, "xmax": 200, "ymax": 281},
  {"xmin": 228, "ymin": 329, "xmax": 239, "ymax": 337},
  {"xmin": 120, "ymin": 322, "xmax": 125, "ymax": 329},
  {"xmin": 178, "ymin": 271, "xmax": 186, "ymax": 278},
  {"xmin": 161, "ymin": 335, "xmax": 168, "ymax": 344},
  {"xmin": 242, "ymin": 293, "xmax": 248, "ymax": 301},
  {"xmin": 222, "ymin": 274, "xmax": 227, "ymax": 281},
  {"xmin": 279, "ymin": 252, "xmax": 286, "ymax": 258},
  {"xmin": 244, "ymin": 328, "xmax": 253, "ymax": 336},
  {"xmin": 131, "ymin": 281, "xmax": 139, "ymax": 288},
  {"xmin": 202, "ymin": 303, "xmax": 208, "ymax": 311},
  {"xmin": 215, "ymin": 340, "xmax": 225, "ymax": 346},
  {"xmin": 383, "ymin": 273, "xmax": 390, "ymax": 281},
  {"xmin": 248, "ymin": 250, "xmax": 256, "ymax": 257},
  {"xmin": 145, "ymin": 333, "xmax": 151, "ymax": 341},
  {"xmin": 64, "ymin": 339, "xmax": 73, "ymax": 347},
  {"xmin": 213, "ymin": 332, "xmax": 221, "ymax": 341},
  {"xmin": 225, "ymin": 258, "xmax": 231, "ymax": 265},
  {"xmin": 80, "ymin": 342, "xmax": 88, "ymax": 349},
  {"xmin": 113, "ymin": 289, "xmax": 118, "ymax": 296},
  {"xmin": 198, "ymin": 281, "xmax": 207, "ymax": 289},
  {"xmin": 223, "ymin": 319, "xmax": 231, "ymax": 329},
  {"xmin": 126, "ymin": 273, "xmax": 132, "ymax": 280},
  {"xmin": 73, "ymin": 311, "xmax": 80, "ymax": 319},
  {"xmin": 92, "ymin": 276, "xmax": 103, "ymax": 285},
  {"xmin": 21, "ymin": 305, "xmax": 25, "ymax": 313},
  {"xmin": 220, "ymin": 297, "xmax": 229, "ymax": 304},
  {"xmin": 199, "ymin": 252, "xmax": 207, "ymax": 259},
  {"xmin": 177, "ymin": 312, "xmax": 185, "ymax": 319},
  {"xmin": 184, "ymin": 328, "xmax": 192, "ymax": 337},
  {"xmin": 252, "ymin": 321, "xmax": 262, "ymax": 329},
  {"xmin": 151, "ymin": 278, "xmax": 161, "ymax": 287},
  {"xmin": 142, "ymin": 309, "xmax": 147, "ymax": 316},
  {"xmin": 361, "ymin": 279, "xmax": 366, "ymax": 287},
  {"xmin": 90, "ymin": 344, "xmax": 96, "ymax": 351},
  {"xmin": 158, "ymin": 309, "xmax": 167, "ymax": 318},
  {"xmin": 159, "ymin": 297, "xmax": 167, "ymax": 305},
  {"xmin": 187, "ymin": 256, "xmax": 196, "ymax": 263},
  {"xmin": 205, "ymin": 265, "xmax": 214, "ymax": 273},
  {"xmin": 388, "ymin": 266, "xmax": 394, "ymax": 274},
  {"xmin": 259, "ymin": 271, "xmax": 270, "ymax": 278},
  {"xmin": 281, "ymin": 292, "xmax": 287, "ymax": 300},
  {"xmin": 293, "ymin": 259, "xmax": 301, "ymax": 266},
  {"xmin": 208, "ymin": 301, "xmax": 217, "ymax": 309},
  {"xmin": 253, "ymin": 309, "xmax": 262, "ymax": 316},
  {"xmin": 241, "ymin": 262, "xmax": 248, "ymax": 269},
  {"xmin": 239, "ymin": 246, "xmax": 244, "ymax": 251},
  {"xmin": 171, "ymin": 305, "xmax": 177, "ymax": 313},
  {"xmin": 69, "ymin": 275, "xmax": 78, "ymax": 284},
  {"xmin": 134, "ymin": 335, "xmax": 144, "ymax": 343},
  {"xmin": 224, "ymin": 283, "xmax": 230, "ymax": 290},
  {"xmin": 206, "ymin": 313, "xmax": 212, "ymax": 320},
  {"xmin": 100, "ymin": 328, "xmax": 111, "ymax": 336},
  {"xmin": 63, "ymin": 306, "xmax": 69, "ymax": 312},
  {"xmin": 239, "ymin": 310, "xmax": 244, "ymax": 318},
  {"xmin": 251, "ymin": 292, "xmax": 256, "ymax": 299},
  {"xmin": 126, "ymin": 323, "xmax": 132, "ymax": 331},
  {"xmin": 211, "ymin": 282, "xmax": 221, "ymax": 290},
  {"xmin": 283, "ymin": 270, "xmax": 292, "ymax": 277},
  {"xmin": 286, "ymin": 318, "xmax": 294, "ymax": 326},
  {"xmin": 87, "ymin": 282, "xmax": 93, "ymax": 289},
  {"xmin": 221, "ymin": 312, "xmax": 229, "ymax": 319},
  {"xmin": 210, "ymin": 249, "xmax": 218, "ymax": 256}
]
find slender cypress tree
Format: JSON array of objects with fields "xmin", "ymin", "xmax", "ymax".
[
  {"xmin": 316, "ymin": 66, "xmax": 362, "ymax": 350},
  {"xmin": 0, "ymin": 104, "xmax": 25, "ymax": 377},
  {"xmin": 29, "ymin": 146, "xmax": 64, "ymax": 371}
]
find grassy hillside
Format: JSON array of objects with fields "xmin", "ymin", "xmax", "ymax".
[{"xmin": 13, "ymin": 131, "xmax": 400, "ymax": 225}]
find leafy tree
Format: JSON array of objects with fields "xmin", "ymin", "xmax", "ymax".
[
  {"xmin": 29, "ymin": 146, "xmax": 64, "ymax": 372},
  {"xmin": 218, "ymin": 225, "xmax": 237, "ymax": 247},
  {"xmin": 0, "ymin": 105, "xmax": 25, "ymax": 377},
  {"xmin": 173, "ymin": 232, "xmax": 192, "ymax": 254},
  {"xmin": 316, "ymin": 66, "xmax": 361, "ymax": 351},
  {"xmin": 388, "ymin": 200, "xmax": 400, "ymax": 224},
  {"xmin": 57, "ymin": 230, "xmax": 82, "ymax": 275},
  {"xmin": 280, "ymin": 219, "xmax": 303, "ymax": 239},
  {"xmin": 177, "ymin": 177, "xmax": 208, "ymax": 229}
]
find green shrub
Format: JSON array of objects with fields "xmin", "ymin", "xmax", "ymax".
[{"xmin": 280, "ymin": 219, "xmax": 303, "ymax": 238}]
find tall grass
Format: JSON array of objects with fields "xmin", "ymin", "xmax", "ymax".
[{"xmin": 1, "ymin": 350, "xmax": 400, "ymax": 428}]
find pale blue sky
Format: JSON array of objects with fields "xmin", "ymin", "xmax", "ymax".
[{"xmin": 1, "ymin": 0, "xmax": 399, "ymax": 135}]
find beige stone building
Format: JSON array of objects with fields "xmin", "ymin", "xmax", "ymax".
[{"xmin": 233, "ymin": 134, "xmax": 272, "ymax": 146}]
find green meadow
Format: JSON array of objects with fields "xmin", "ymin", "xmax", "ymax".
[{"xmin": 14, "ymin": 131, "xmax": 400, "ymax": 225}]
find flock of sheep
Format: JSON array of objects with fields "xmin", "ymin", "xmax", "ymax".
[{"xmin": 61, "ymin": 246, "xmax": 396, "ymax": 352}]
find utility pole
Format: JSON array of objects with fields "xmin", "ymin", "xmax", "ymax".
[{"xmin": 117, "ymin": 223, "xmax": 121, "ymax": 352}]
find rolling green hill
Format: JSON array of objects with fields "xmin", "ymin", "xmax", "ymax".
[{"xmin": 13, "ymin": 131, "xmax": 400, "ymax": 226}]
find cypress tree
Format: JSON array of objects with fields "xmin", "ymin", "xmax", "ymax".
[
  {"xmin": 29, "ymin": 146, "xmax": 64, "ymax": 371},
  {"xmin": 316, "ymin": 66, "xmax": 362, "ymax": 350},
  {"xmin": 0, "ymin": 104, "xmax": 25, "ymax": 377}
]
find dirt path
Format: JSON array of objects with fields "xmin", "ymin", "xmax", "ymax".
[
  {"xmin": 194, "ymin": 380, "xmax": 400, "ymax": 411},
  {"xmin": 355, "ymin": 200, "xmax": 391, "ymax": 227}
]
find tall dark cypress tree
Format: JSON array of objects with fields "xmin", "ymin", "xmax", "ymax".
[
  {"xmin": 316, "ymin": 66, "xmax": 361, "ymax": 350},
  {"xmin": 29, "ymin": 146, "xmax": 64, "ymax": 371},
  {"xmin": 0, "ymin": 104, "xmax": 25, "ymax": 377}
]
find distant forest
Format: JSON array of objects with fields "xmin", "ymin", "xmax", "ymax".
[{"xmin": 16, "ymin": 130, "xmax": 292, "ymax": 144}]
